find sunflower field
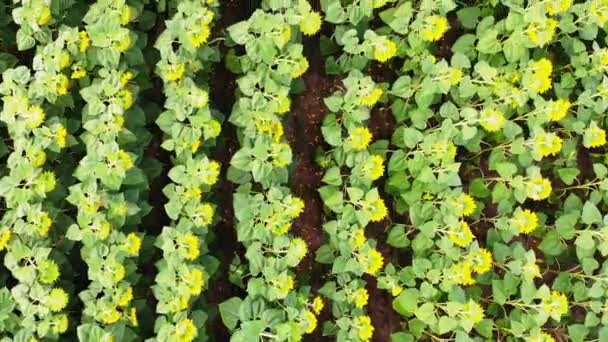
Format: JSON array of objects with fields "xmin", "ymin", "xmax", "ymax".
[{"xmin": 0, "ymin": 0, "xmax": 608, "ymax": 341}]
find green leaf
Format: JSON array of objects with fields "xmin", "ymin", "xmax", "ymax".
[
  {"xmin": 582, "ymin": 201, "xmax": 602, "ymax": 225},
  {"xmin": 557, "ymin": 168, "xmax": 580, "ymax": 185},
  {"xmin": 319, "ymin": 185, "xmax": 344, "ymax": 213},
  {"xmin": 219, "ymin": 297, "xmax": 243, "ymax": 331},
  {"xmin": 468, "ymin": 178, "xmax": 490, "ymax": 198},
  {"xmin": 392, "ymin": 289, "xmax": 418, "ymax": 316},
  {"xmin": 457, "ymin": 7, "xmax": 480, "ymax": 30},
  {"xmin": 414, "ymin": 302, "xmax": 435, "ymax": 322},
  {"xmin": 495, "ymin": 162, "xmax": 517, "ymax": 179},
  {"xmin": 438, "ymin": 316, "xmax": 458, "ymax": 334},
  {"xmin": 387, "ymin": 226, "xmax": 410, "ymax": 248}
]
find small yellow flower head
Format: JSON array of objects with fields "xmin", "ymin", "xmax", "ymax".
[
  {"xmin": 79, "ymin": 31, "xmax": 90, "ymax": 53},
  {"xmin": 38, "ymin": 7, "xmax": 52, "ymax": 26},
  {"xmin": 56, "ymin": 74, "xmax": 70, "ymax": 95},
  {"xmin": 352, "ymin": 288, "xmax": 369, "ymax": 308},
  {"xmin": 510, "ymin": 208, "xmax": 539, "ymax": 234},
  {"xmin": 302, "ymin": 310, "xmax": 317, "ymax": 334},
  {"xmin": 26, "ymin": 105, "xmax": 46, "ymax": 129},
  {"xmin": 533, "ymin": 332, "xmax": 557, "ymax": 342},
  {"xmin": 526, "ymin": 176, "xmax": 552, "ymax": 201},
  {"xmin": 200, "ymin": 160, "xmax": 220, "ymax": 185},
  {"xmin": 460, "ymin": 193, "xmax": 477, "ymax": 217},
  {"xmin": 360, "ymin": 88, "xmax": 383, "ymax": 106},
  {"xmin": 117, "ymin": 89, "xmax": 134, "ymax": 110},
  {"xmin": 184, "ymin": 187, "xmax": 202, "ymax": 201},
  {"xmin": 591, "ymin": 0, "xmax": 608, "ymax": 25},
  {"xmin": 274, "ymin": 273, "xmax": 295, "ymax": 298},
  {"xmin": 546, "ymin": 0, "xmax": 573, "ymax": 15},
  {"xmin": 117, "ymin": 149, "xmax": 134, "ymax": 170},
  {"xmin": 37, "ymin": 171, "xmax": 57, "ymax": 193},
  {"xmin": 312, "ymin": 296, "xmax": 324, "ymax": 315},
  {"xmin": 59, "ymin": 52, "xmax": 71, "ymax": 70},
  {"xmin": 191, "ymin": 139, "xmax": 201, "ymax": 154},
  {"xmin": 46, "ymin": 288, "xmax": 69, "ymax": 312},
  {"xmin": 129, "ymin": 307, "xmax": 138, "ymax": 326},
  {"xmin": 447, "ymin": 221, "xmax": 474, "ymax": 247},
  {"xmin": 373, "ymin": 37, "xmax": 397, "ymax": 63},
  {"xmin": 547, "ymin": 99, "xmax": 570, "ymax": 121},
  {"xmin": 38, "ymin": 211, "xmax": 53, "ymax": 236},
  {"xmin": 461, "ymin": 300, "xmax": 485, "ymax": 324},
  {"xmin": 525, "ymin": 58, "xmax": 553, "ymax": 94},
  {"xmin": 100, "ymin": 308, "xmax": 121, "ymax": 324},
  {"xmin": 166, "ymin": 64, "xmax": 185, "ymax": 82},
  {"xmin": 121, "ymin": 5, "xmax": 132, "ymax": 26},
  {"xmin": 369, "ymin": 198, "xmax": 388, "ymax": 222},
  {"xmin": 350, "ymin": 228, "xmax": 366, "ymax": 250},
  {"xmin": 114, "ymin": 115, "xmax": 125, "ymax": 130},
  {"xmin": 287, "ymin": 197, "xmax": 305, "ymax": 218},
  {"xmin": 125, "ymin": 233, "xmax": 142, "ymax": 256},
  {"xmin": 111, "ymin": 263, "xmax": 126, "ymax": 283},
  {"xmin": 448, "ymin": 68, "xmax": 463, "ymax": 85},
  {"xmin": 527, "ymin": 19, "xmax": 558, "ymax": 47},
  {"xmin": 193, "ymin": 203, "xmax": 214, "ymax": 227},
  {"xmin": 71, "ymin": 65, "xmax": 86, "ymax": 79},
  {"xmin": 117, "ymin": 286, "xmax": 133, "ymax": 307},
  {"xmin": 204, "ymin": 119, "xmax": 222, "ymax": 139},
  {"xmin": 38, "ymin": 259, "xmax": 60, "ymax": 284},
  {"xmin": 54, "ymin": 314, "xmax": 69, "ymax": 334},
  {"xmin": 361, "ymin": 155, "xmax": 384, "ymax": 180},
  {"xmin": 421, "ymin": 15, "xmax": 449, "ymax": 42},
  {"xmin": 28, "ymin": 148, "xmax": 47, "ymax": 167},
  {"xmin": 116, "ymin": 34, "xmax": 132, "ymax": 52},
  {"xmin": 541, "ymin": 291, "xmax": 569, "ymax": 321},
  {"xmin": 291, "ymin": 58, "xmax": 309, "ymax": 78},
  {"xmin": 120, "ymin": 71, "xmax": 134, "ymax": 88},
  {"xmin": 299, "ymin": 11, "xmax": 322, "ymax": 36},
  {"xmin": 348, "ymin": 127, "xmax": 373, "ymax": 151},
  {"xmin": 479, "ymin": 108, "xmax": 505, "ymax": 132},
  {"xmin": 180, "ymin": 233, "xmax": 201, "ymax": 260},
  {"xmin": 290, "ymin": 238, "xmax": 308, "ymax": 260},
  {"xmin": 55, "ymin": 126, "xmax": 68, "ymax": 148},
  {"xmin": 466, "ymin": 248, "xmax": 493, "ymax": 274},
  {"xmin": 532, "ymin": 132, "xmax": 562, "ymax": 159},
  {"xmin": 98, "ymin": 220, "xmax": 113, "ymax": 240},
  {"xmin": 184, "ymin": 268, "xmax": 205, "ymax": 295},
  {"xmin": 0, "ymin": 229, "xmax": 11, "ymax": 251},
  {"xmin": 364, "ymin": 248, "xmax": 384, "ymax": 275},
  {"xmin": 446, "ymin": 261, "xmax": 476, "ymax": 285},
  {"xmin": 583, "ymin": 122, "xmax": 607, "ymax": 148},
  {"xmin": 188, "ymin": 24, "xmax": 211, "ymax": 48},
  {"xmin": 174, "ymin": 318, "xmax": 197, "ymax": 342},
  {"xmin": 354, "ymin": 315, "xmax": 374, "ymax": 341}
]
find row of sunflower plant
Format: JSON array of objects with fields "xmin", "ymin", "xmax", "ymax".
[
  {"xmin": 359, "ymin": 0, "xmax": 608, "ymax": 341},
  {"xmin": 151, "ymin": 0, "xmax": 222, "ymax": 341},
  {"xmin": 0, "ymin": 39, "xmax": 72, "ymax": 341},
  {"xmin": 314, "ymin": 70, "xmax": 388, "ymax": 341},
  {"xmin": 218, "ymin": 0, "xmax": 323, "ymax": 340},
  {"xmin": 61, "ymin": 1, "xmax": 152, "ymax": 340}
]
